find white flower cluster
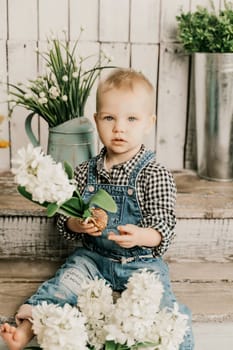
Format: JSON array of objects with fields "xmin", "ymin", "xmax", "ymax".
[
  {"xmin": 32, "ymin": 302, "xmax": 88, "ymax": 350},
  {"xmin": 12, "ymin": 144, "xmax": 76, "ymax": 205},
  {"xmin": 104, "ymin": 269, "xmax": 189, "ymax": 350},
  {"xmin": 78, "ymin": 277, "xmax": 114, "ymax": 350},
  {"xmin": 30, "ymin": 271, "xmax": 189, "ymax": 350},
  {"xmin": 104, "ymin": 270, "xmax": 163, "ymax": 347}
]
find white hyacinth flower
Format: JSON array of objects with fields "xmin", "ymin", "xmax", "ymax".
[
  {"xmin": 12, "ymin": 144, "xmax": 76, "ymax": 205},
  {"xmin": 78, "ymin": 277, "xmax": 114, "ymax": 350},
  {"xmin": 105, "ymin": 269, "xmax": 164, "ymax": 347},
  {"xmin": 32, "ymin": 302, "xmax": 88, "ymax": 350}
]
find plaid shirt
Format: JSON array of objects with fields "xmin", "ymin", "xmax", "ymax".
[{"xmin": 57, "ymin": 145, "xmax": 177, "ymax": 256}]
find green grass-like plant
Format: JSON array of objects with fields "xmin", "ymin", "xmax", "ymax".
[{"xmin": 7, "ymin": 29, "xmax": 114, "ymax": 127}]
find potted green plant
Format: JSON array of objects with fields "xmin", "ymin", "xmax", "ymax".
[
  {"xmin": 7, "ymin": 29, "xmax": 114, "ymax": 167},
  {"xmin": 176, "ymin": 2, "xmax": 233, "ymax": 181}
]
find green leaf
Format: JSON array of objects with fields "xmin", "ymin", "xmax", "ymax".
[
  {"xmin": 87, "ymin": 189, "xmax": 117, "ymax": 213},
  {"xmin": 105, "ymin": 340, "xmax": 118, "ymax": 350},
  {"xmin": 46, "ymin": 203, "xmax": 59, "ymax": 217},
  {"xmin": 63, "ymin": 161, "xmax": 74, "ymax": 179},
  {"xmin": 62, "ymin": 197, "xmax": 84, "ymax": 212}
]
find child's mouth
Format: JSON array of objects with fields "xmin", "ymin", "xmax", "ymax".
[{"xmin": 112, "ymin": 138, "xmax": 126, "ymax": 143}]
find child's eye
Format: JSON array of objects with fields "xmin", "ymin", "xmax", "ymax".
[
  {"xmin": 128, "ymin": 116, "xmax": 137, "ymax": 122},
  {"xmin": 103, "ymin": 115, "xmax": 114, "ymax": 121}
]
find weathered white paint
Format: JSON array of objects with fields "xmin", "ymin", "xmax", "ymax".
[
  {"xmin": 38, "ymin": 0, "xmax": 68, "ymax": 40},
  {"xmin": 191, "ymin": 0, "xmax": 220, "ymax": 10},
  {"xmin": 8, "ymin": 0, "xmax": 37, "ymax": 40},
  {"xmin": 7, "ymin": 41, "xmax": 38, "ymax": 159},
  {"xmin": 130, "ymin": 0, "xmax": 160, "ymax": 44},
  {"xmin": 156, "ymin": 43, "xmax": 189, "ymax": 169},
  {"xmin": 99, "ymin": 0, "xmax": 129, "ymax": 42},
  {"xmin": 0, "ymin": 40, "xmax": 10, "ymax": 170},
  {"xmin": 0, "ymin": 0, "xmax": 7, "ymax": 39},
  {"xmin": 160, "ymin": 0, "xmax": 189, "ymax": 42},
  {"xmin": 131, "ymin": 43, "xmax": 159, "ymax": 150},
  {"xmin": 70, "ymin": 0, "xmax": 99, "ymax": 42}
]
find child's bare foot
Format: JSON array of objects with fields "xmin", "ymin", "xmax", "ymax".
[{"xmin": 0, "ymin": 320, "xmax": 34, "ymax": 350}]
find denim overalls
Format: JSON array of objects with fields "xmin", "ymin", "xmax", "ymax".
[{"xmin": 26, "ymin": 150, "xmax": 194, "ymax": 349}]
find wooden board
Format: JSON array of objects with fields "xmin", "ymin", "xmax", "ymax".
[
  {"xmin": 8, "ymin": 0, "xmax": 37, "ymax": 40},
  {"xmin": 156, "ymin": 43, "xmax": 189, "ymax": 169},
  {"xmin": 0, "ymin": 260, "xmax": 232, "ymax": 321}
]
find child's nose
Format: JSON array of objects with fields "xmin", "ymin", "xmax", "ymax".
[{"xmin": 113, "ymin": 120, "xmax": 125, "ymax": 132}]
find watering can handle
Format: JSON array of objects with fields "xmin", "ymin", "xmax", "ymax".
[{"xmin": 25, "ymin": 113, "xmax": 40, "ymax": 147}]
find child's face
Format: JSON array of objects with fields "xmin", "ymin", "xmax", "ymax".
[{"xmin": 94, "ymin": 85, "xmax": 155, "ymax": 161}]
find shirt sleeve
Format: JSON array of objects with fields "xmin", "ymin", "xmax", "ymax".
[
  {"xmin": 56, "ymin": 161, "xmax": 88, "ymax": 241},
  {"xmin": 139, "ymin": 163, "xmax": 177, "ymax": 256}
]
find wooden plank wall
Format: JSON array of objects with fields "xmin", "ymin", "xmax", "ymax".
[{"xmin": 0, "ymin": 0, "xmax": 225, "ymax": 172}]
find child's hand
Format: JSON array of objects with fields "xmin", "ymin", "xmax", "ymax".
[
  {"xmin": 67, "ymin": 217, "xmax": 102, "ymax": 236},
  {"xmin": 108, "ymin": 224, "xmax": 162, "ymax": 248},
  {"xmin": 108, "ymin": 224, "xmax": 142, "ymax": 248}
]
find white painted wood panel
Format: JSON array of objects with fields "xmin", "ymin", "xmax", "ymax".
[
  {"xmin": 130, "ymin": 0, "xmax": 160, "ymax": 44},
  {"xmin": 100, "ymin": 42, "xmax": 130, "ymax": 69},
  {"xmin": 38, "ymin": 0, "xmax": 68, "ymax": 40},
  {"xmin": 191, "ymin": 0, "xmax": 220, "ymax": 10},
  {"xmin": 8, "ymin": 0, "xmax": 37, "ymax": 40},
  {"xmin": 0, "ymin": 0, "xmax": 7, "ymax": 39},
  {"xmin": 70, "ymin": 0, "xmax": 99, "ymax": 41},
  {"xmin": 0, "ymin": 40, "xmax": 10, "ymax": 171},
  {"xmin": 160, "ymin": 0, "xmax": 189, "ymax": 42},
  {"xmin": 99, "ymin": 0, "xmax": 129, "ymax": 42},
  {"xmin": 156, "ymin": 43, "xmax": 189, "ymax": 169},
  {"xmin": 7, "ymin": 41, "xmax": 38, "ymax": 158},
  {"xmin": 131, "ymin": 43, "xmax": 159, "ymax": 151}
]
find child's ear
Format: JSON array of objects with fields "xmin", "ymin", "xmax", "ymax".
[
  {"xmin": 145, "ymin": 114, "xmax": 156, "ymax": 134},
  {"xmin": 93, "ymin": 113, "xmax": 98, "ymax": 122}
]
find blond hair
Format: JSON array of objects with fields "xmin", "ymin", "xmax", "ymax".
[{"xmin": 96, "ymin": 68, "xmax": 155, "ymax": 113}]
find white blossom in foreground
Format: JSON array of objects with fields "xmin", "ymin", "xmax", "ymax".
[
  {"xmin": 150, "ymin": 304, "xmax": 189, "ymax": 350},
  {"xmin": 78, "ymin": 277, "xmax": 114, "ymax": 350},
  {"xmin": 12, "ymin": 144, "xmax": 76, "ymax": 205},
  {"xmin": 104, "ymin": 269, "xmax": 164, "ymax": 347},
  {"xmin": 104, "ymin": 269, "xmax": 189, "ymax": 349},
  {"xmin": 32, "ymin": 302, "xmax": 88, "ymax": 350}
]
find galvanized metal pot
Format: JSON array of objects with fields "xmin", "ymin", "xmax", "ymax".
[
  {"xmin": 194, "ymin": 53, "xmax": 233, "ymax": 181},
  {"xmin": 25, "ymin": 114, "xmax": 95, "ymax": 168}
]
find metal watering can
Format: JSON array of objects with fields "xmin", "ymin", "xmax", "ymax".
[{"xmin": 25, "ymin": 113, "xmax": 96, "ymax": 168}]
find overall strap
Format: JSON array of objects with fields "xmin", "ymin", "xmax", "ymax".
[
  {"xmin": 86, "ymin": 157, "xmax": 98, "ymax": 184},
  {"xmin": 128, "ymin": 150, "xmax": 155, "ymax": 187}
]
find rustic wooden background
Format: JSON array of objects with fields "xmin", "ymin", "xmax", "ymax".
[{"xmin": 0, "ymin": 0, "xmax": 227, "ymax": 172}]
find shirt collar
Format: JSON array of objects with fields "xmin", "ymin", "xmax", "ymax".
[{"xmin": 96, "ymin": 145, "xmax": 147, "ymax": 175}]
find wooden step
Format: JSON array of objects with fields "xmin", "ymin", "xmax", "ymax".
[
  {"xmin": 0, "ymin": 260, "xmax": 232, "ymax": 323},
  {"xmin": 0, "ymin": 170, "xmax": 233, "ymax": 261},
  {"xmin": 0, "ymin": 170, "xmax": 233, "ymax": 325}
]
